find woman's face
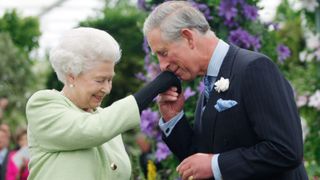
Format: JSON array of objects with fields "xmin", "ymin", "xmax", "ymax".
[
  {"xmin": 67, "ymin": 61, "xmax": 115, "ymax": 111},
  {"xmin": 18, "ymin": 133, "xmax": 28, "ymax": 147}
]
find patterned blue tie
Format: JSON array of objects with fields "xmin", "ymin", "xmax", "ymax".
[{"xmin": 204, "ymin": 75, "xmax": 215, "ymax": 103}]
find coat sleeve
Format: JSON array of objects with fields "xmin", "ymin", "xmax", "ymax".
[
  {"xmin": 162, "ymin": 114, "xmax": 196, "ymax": 161},
  {"xmin": 26, "ymin": 91, "xmax": 140, "ymax": 152},
  {"xmin": 218, "ymin": 58, "xmax": 304, "ymax": 179}
]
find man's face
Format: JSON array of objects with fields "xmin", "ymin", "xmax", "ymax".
[{"xmin": 147, "ymin": 28, "xmax": 201, "ymax": 81}]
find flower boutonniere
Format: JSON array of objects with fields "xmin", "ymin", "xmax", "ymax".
[{"xmin": 214, "ymin": 77, "xmax": 229, "ymax": 93}]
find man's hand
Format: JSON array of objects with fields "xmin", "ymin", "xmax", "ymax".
[
  {"xmin": 177, "ymin": 153, "xmax": 214, "ymax": 180},
  {"xmin": 157, "ymin": 87, "xmax": 184, "ymax": 121}
]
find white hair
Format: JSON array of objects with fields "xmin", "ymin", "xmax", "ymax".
[
  {"xmin": 143, "ymin": 1, "xmax": 210, "ymax": 42},
  {"xmin": 49, "ymin": 27, "xmax": 121, "ymax": 84}
]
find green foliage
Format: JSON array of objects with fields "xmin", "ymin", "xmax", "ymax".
[
  {"xmin": 0, "ymin": 10, "xmax": 41, "ymax": 54},
  {"xmin": 0, "ymin": 11, "xmax": 41, "ymax": 128},
  {"xmin": 0, "ymin": 33, "xmax": 34, "ymax": 126},
  {"xmin": 275, "ymin": 0, "xmax": 320, "ymax": 177}
]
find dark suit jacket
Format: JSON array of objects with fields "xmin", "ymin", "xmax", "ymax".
[
  {"xmin": 163, "ymin": 45, "xmax": 308, "ymax": 180},
  {"xmin": 0, "ymin": 149, "xmax": 9, "ymax": 180}
]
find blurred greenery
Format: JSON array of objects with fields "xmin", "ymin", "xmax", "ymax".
[
  {"xmin": 0, "ymin": 10, "xmax": 41, "ymax": 128},
  {"xmin": 0, "ymin": 10, "xmax": 40, "ymax": 54}
]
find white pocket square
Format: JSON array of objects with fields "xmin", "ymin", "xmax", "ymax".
[{"xmin": 214, "ymin": 98, "xmax": 238, "ymax": 112}]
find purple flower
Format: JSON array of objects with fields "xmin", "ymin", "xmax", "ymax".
[
  {"xmin": 143, "ymin": 37, "xmax": 150, "ymax": 54},
  {"xmin": 228, "ymin": 28, "xmax": 261, "ymax": 51},
  {"xmin": 140, "ymin": 108, "xmax": 160, "ymax": 138},
  {"xmin": 197, "ymin": 81, "xmax": 205, "ymax": 93},
  {"xmin": 250, "ymin": 36, "xmax": 261, "ymax": 51},
  {"xmin": 276, "ymin": 44, "xmax": 291, "ymax": 62},
  {"xmin": 218, "ymin": 1, "xmax": 238, "ymax": 21},
  {"xmin": 144, "ymin": 54, "xmax": 151, "ymax": 70},
  {"xmin": 146, "ymin": 63, "xmax": 161, "ymax": 81},
  {"xmin": 135, "ymin": 72, "xmax": 147, "ymax": 82},
  {"xmin": 242, "ymin": 4, "xmax": 258, "ymax": 21},
  {"xmin": 137, "ymin": 0, "xmax": 147, "ymax": 10},
  {"xmin": 190, "ymin": 1, "xmax": 213, "ymax": 20},
  {"xmin": 184, "ymin": 86, "xmax": 196, "ymax": 100},
  {"xmin": 155, "ymin": 141, "xmax": 171, "ymax": 162},
  {"xmin": 223, "ymin": 18, "xmax": 238, "ymax": 27}
]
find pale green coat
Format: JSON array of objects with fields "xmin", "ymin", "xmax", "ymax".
[{"xmin": 26, "ymin": 90, "xmax": 140, "ymax": 180}]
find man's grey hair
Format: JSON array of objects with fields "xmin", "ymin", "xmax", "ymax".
[
  {"xmin": 143, "ymin": 1, "xmax": 210, "ymax": 42},
  {"xmin": 49, "ymin": 27, "xmax": 121, "ymax": 84}
]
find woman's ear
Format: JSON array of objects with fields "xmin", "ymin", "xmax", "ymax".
[
  {"xmin": 66, "ymin": 73, "xmax": 76, "ymax": 86},
  {"xmin": 180, "ymin": 28, "xmax": 195, "ymax": 49}
]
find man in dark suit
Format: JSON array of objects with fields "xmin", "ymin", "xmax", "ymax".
[
  {"xmin": 143, "ymin": 1, "xmax": 308, "ymax": 180},
  {"xmin": 0, "ymin": 128, "xmax": 9, "ymax": 180}
]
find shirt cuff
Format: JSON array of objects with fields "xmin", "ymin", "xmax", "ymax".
[
  {"xmin": 212, "ymin": 154, "xmax": 223, "ymax": 180},
  {"xmin": 159, "ymin": 111, "xmax": 184, "ymax": 137}
]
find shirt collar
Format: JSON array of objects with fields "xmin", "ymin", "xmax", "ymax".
[
  {"xmin": 0, "ymin": 148, "xmax": 8, "ymax": 164},
  {"xmin": 207, "ymin": 39, "xmax": 230, "ymax": 77}
]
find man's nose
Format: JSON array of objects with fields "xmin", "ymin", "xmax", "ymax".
[{"xmin": 159, "ymin": 59, "xmax": 169, "ymax": 71}]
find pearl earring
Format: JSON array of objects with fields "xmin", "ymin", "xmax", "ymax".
[{"xmin": 69, "ymin": 84, "xmax": 74, "ymax": 88}]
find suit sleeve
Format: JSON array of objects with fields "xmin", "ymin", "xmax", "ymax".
[
  {"xmin": 218, "ymin": 58, "xmax": 304, "ymax": 179},
  {"xmin": 162, "ymin": 114, "xmax": 196, "ymax": 161},
  {"xmin": 26, "ymin": 91, "xmax": 140, "ymax": 152}
]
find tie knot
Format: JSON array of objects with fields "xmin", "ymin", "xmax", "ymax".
[
  {"xmin": 204, "ymin": 75, "xmax": 215, "ymax": 100},
  {"xmin": 204, "ymin": 75, "xmax": 214, "ymax": 88}
]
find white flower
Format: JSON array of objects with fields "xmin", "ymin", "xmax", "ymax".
[
  {"xmin": 296, "ymin": 95, "xmax": 308, "ymax": 107},
  {"xmin": 308, "ymin": 90, "xmax": 320, "ymax": 110},
  {"xmin": 306, "ymin": 31, "xmax": 320, "ymax": 50},
  {"xmin": 300, "ymin": 117, "xmax": 309, "ymax": 142},
  {"xmin": 301, "ymin": 0, "xmax": 319, "ymax": 12},
  {"xmin": 214, "ymin": 77, "xmax": 229, "ymax": 93}
]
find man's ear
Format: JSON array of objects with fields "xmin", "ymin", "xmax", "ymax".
[{"xmin": 180, "ymin": 28, "xmax": 195, "ymax": 49}]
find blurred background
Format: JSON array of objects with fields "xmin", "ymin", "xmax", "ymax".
[{"xmin": 0, "ymin": 0, "xmax": 319, "ymax": 179}]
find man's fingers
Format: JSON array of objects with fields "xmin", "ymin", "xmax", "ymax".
[
  {"xmin": 177, "ymin": 156, "xmax": 193, "ymax": 173},
  {"xmin": 158, "ymin": 92, "xmax": 179, "ymax": 103}
]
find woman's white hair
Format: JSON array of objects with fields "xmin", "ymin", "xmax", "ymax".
[
  {"xmin": 143, "ymin": 1, "xmax": 210, "ymax": 42},
  {"xmin": 49, "ymin": 27, "xmax": 121, "ymax": 84}
]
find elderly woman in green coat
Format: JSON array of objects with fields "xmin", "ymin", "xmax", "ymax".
[{"xmin": 26, "ymin": 27, "xmax": 180, "ymax": 180}]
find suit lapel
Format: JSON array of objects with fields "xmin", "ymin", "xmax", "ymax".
[
  {"xmin": 195, "ymin": 93, "xmax": 204, "ymax": 123},
  {"xmin": 201, "ymin": 45, "xmax": 239, "ymax": 152}
]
